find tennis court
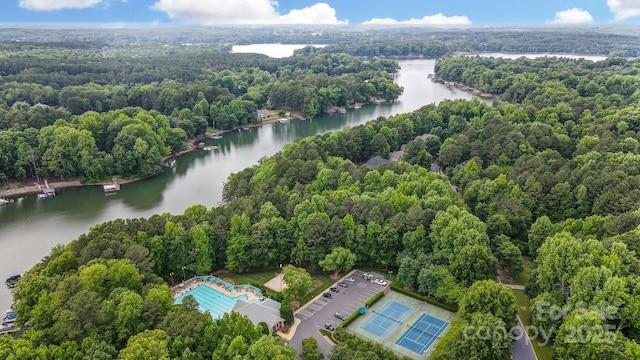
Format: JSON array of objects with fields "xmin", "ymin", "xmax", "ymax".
[
  {"xmin": 396, "ymin": 313, "xmax": 449, "ymax": 355},
  {"xmin": 360, "ymin": 301, "xmax": 412, "ymax": 338}
]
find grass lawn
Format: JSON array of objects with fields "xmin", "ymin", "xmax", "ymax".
[
  {"xmin": 512, "ymin": 289, "xmax": 554, "ymax": 360},
  {"xmin": 502, "ymin": 256, "xmax": 533, "ymax": 286},
  {"xmin": 220, "ymin": 269, "xmax": 336, "ymax": 306}
]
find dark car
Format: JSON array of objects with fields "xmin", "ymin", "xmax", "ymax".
[
  {"xmin": 335, "ymin": 312, "xmax": 346, "ymax": 320},
  {"xmin": 330, "ymin": 287, "xmax": 339, "ymax": 293},
  {"xmin": 5, "ymin": 275, "xmax": 20, "ymax": 289},
  {"xmin": 322, "ymin": 292, "xmax": 332, "ymax": 299},
  {"xmin": 338, "ymin": 282, "xmax": 348, "ymax": 288},
  {"xmin": 324, "ymin": 322, "xmax": 335, "ymax": 331}
]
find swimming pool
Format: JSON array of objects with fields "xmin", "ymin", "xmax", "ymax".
[{"xmin": 175, "ymin": 284, "xmax": 248, "ymax": 318}]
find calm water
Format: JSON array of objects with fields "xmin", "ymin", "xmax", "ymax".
[
  {"xmin": 0, "ymin": 49, "xmax": 489, "ymax": 309},
  {"xmin": 231, "ymin": 44, "xmax": 327, "ymax": 58}
]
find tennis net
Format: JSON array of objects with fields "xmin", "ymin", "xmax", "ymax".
[
  {"xmin": 372, "ymin": 309, "xmax": 403, "ymax": 324},
  {"xmin": 407, "ymin": 322, "xmax": 442, "ymax": 337}
]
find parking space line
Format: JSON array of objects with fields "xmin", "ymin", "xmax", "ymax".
[
  {"xmin": 316, "ymin": 300, "xmax": 328, "ymax": 306},
  {"xmin": 299, "ymin": 310, "xmax": 314, "ymax": 317},
  {"xmin": 308, "ymin": 304, "xmax": 321, "ymax": 311}
]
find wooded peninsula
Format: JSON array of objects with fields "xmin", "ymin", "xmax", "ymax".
[{"xmin": 2, "ymin": 26, "xmax": 640, "ymax": 360}]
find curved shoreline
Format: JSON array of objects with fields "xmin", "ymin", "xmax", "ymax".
[{"xmin": 0, "ymin": 114, "xmax": 307, "ymax": 199}]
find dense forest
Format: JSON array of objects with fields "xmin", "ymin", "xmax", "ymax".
[
  {"xmin": 5, "ymin": 27, "xmax": 640, "ymax": 359},
  {"xmin": 1, "ymin": 26, "xmax": 640, "ymax": 57},
  {"xmin": 0, "ymin": 44, "xmax": 401, "ymax": 182}
]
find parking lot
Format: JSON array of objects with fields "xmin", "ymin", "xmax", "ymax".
[{"xmin": 290, "ymin": 270, "xmax": 388, "ymax": 356}]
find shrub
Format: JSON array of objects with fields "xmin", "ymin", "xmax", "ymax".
[
  {"xmin": 257, "ymin": 321, "xmax": 270, "ymax": 335},
  {"xmin": 391, "ymin": 284, "xmax": 458, "ymax": 312},
  {"xmin": 280, "ymin": 303, "xmax": 294, "ymax": 324},
  {"xmin": 365, "ymin": 291, "xmax": 385, "ymax": 307}
]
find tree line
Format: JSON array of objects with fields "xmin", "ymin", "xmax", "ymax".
[{"xmin": 0, "ymin": 46, "xmax": 402, "ymax": 182}]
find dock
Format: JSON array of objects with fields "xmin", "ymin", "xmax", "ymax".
[
  {"xmin": 0, "ymin": 198, "xmax": 9, "ymax": 206},
  {"xmin": 36, "ymin": 180, "xmax": 56, "ymax": 199},
  {"xmin": 103, "ymin": 176, "xmax": 120, "ymax": 193},
  {"xmin": 37, "ymin": 187, "xmax": 55, "ymax": 199}
]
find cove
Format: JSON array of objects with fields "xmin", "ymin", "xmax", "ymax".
[{"xmin": 0, "ymin": 57, "xmax": 487, "ymax": 310}]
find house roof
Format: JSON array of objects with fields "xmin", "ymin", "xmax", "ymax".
[
  {"xmin": 389, "ymin": 150, "xmax": 404, "ymax": 162},
  {"xmin": 31, "ymin": 103, "xmax": 49, "ymax": 109},
  {"xmin": 430, "ymin": 160, "xmax": 442, "ymax": 173},
  {"xmin": 233, "ymin": 299, "xmax": 283, "ymax": 327},
  {"xmin": 257, "ymin": 109, "xmax": 270, "ymax": 116},
  {"xmin": 365, "ymin": 155, "xmax": 390, "ymax": 168},
  {"xmin": 415, "ymin": 133, "xmax": 430, "ymax": 141}
]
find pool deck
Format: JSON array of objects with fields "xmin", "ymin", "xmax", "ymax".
[{"xmin": 172, "ymin": 276, "xmax": 262, "ymax": 303}]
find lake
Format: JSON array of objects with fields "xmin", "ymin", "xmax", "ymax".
[
  {"xmin": 231, "ymin": 44, "xmax": 327, "ymax": 58},
  {"xmin": 4, "ymin": 46, "xmax": 566, "ymax": 310}
]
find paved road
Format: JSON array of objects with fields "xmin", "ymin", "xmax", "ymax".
[
  {"xmin": 290, "ymin": 270, "xmax": 385, "ymax": 357},
  {"xmin": 513, "ymin": 316, "xmax": 538, "ymax": 360}
]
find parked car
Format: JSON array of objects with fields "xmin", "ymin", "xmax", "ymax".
[
  {"xmin": 322, "ymin": 292, "xmax": 332, "ymax": 299},
  {"xmin": 374, "ymin": 279, "xmax": 388, "ymax": 286},
  {"xmin": 335, "ymin": 312, "xmax": 346, "ymax": 320},
  {"xmin": 338, "ymin": 282, "xmax": 348, "ymax": 288},
  {"xmin": 363, "ymin": 272, "xmax": 374, "ymax": 280},
  {"xmin": 2, "ymin": 312, "xmax": 16, "ymax": 324},
  {"xmin": 345, "ymin": 277, "xmax": 355, "ymax": 282},
  {"xmin": 330, "ymin": 287, "xmax": 339, "ymax": 293},
  {"xmin": 324, "ymin": 322, "xmax": 335, "ymax": 331}
]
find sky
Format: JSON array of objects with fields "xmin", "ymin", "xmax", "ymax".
[{"xmin": 2, "ymin": 0, "xmax": 640, "ymax": 27}]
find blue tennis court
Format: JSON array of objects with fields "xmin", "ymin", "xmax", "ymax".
[
  {"xmin": 396, "ymin": 313, "xmax": 449, "ymax": 355},
  {"xmin": 360, "ymin": 301, "xmax": 412, "ymax": 338}
]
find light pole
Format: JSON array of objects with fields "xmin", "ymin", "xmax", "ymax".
[
  {"xmin": 181, "ymin": 266, "xmax": 186, "ymax": 281},
  {"xmin": 279, "ymin": 264, "xmax": 283, "ymax": 292},
  {"xmin": 169, "ymin": 272, "xmax": 174, "ymax": 284},
  {"xmin": 388, "ymin": 270, "xmax": 393, "ymax": 280}
]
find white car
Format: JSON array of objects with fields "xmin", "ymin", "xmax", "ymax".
[
  {"xmin": 345, "ymin": 277, "xmax": 355, "ymax": 282},
  {"xmin": 374, "ymin": 279, "xmax": 388, "ymax": 286}
]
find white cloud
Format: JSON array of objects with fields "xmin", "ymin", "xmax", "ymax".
[
  {"xmin": 608, "ymin": 0, "xmax": 640, "ymax": 20},
  {"xmin": 552, "ymin": 8, "xmax": 593, "ymax": 24},
  {"xmin": 362, "ymin": 13, "xmax": 471, "ymax": 26},
  {"xmin": 19, "ymin": 0, "xmax": 104, "ymax": 11},
  {"xmin": 151, "ymin": 0, "xmax": 346, "ymax": 25}
]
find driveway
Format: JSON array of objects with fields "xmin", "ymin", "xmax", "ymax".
[{"xmin": 290, "ymin": 270, "xmax": 386, "ymax": 357}]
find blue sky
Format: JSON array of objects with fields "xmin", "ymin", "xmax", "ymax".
[{"xmin": 2, "ymin": 0, "xmax": 639, "ymax": 26}]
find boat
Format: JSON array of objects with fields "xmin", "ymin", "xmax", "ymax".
[
  {"xmin": 5, "ymin": 275, "xmax": 20, "ymax": 289},
  {"xmin": 211, "ymin": 134, "xmax": 222, "ymax": 140},
  {"xmin": 103, "ymin": 176, "xmax": 120, "ymax": 193},
  {"xmin": 203, "ymin": 146, "xmax": 218, "ymax": 151},
  {"xmin": 337, "ymin": 108, "xmax": 347, "ymax": 114},
  {"xmin": 353, "ymin": 104, "xmax": 362, "ymax": 109},
  {"xmin": 278, "ymin": 118, "xmax": 289, "ymax": 123},
  {"xmin": 37, "ymin": 188, "xmax": 56, "ymax": 199},
  {"xmin": 242, "ymin": 126, "xmax": 249, "ymax": 130},
  {"xmin": 0, "ymin": 198, "xmax": 10, "ymax": 206},
  {"xmin": 103, "ymin": 184, "xmax": 119, "ymax": 193}
]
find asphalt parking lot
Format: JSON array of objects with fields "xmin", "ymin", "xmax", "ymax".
[{"xmin": 290, "ymin": 270, "xmax": 388, "ymax": 356}]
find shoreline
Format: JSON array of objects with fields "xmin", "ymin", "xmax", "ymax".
[
  {"xmin": 0, "ymin": 114, "xmax": 306, "ymax": 199},
  {"xmin": 0, "ymin": 104, "xmax": 383, "ymax": 199}
]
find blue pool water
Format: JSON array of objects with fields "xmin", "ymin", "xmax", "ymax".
[{"xmin": 175, "ymin": 284, "xmax": 248, "ymax": 317}]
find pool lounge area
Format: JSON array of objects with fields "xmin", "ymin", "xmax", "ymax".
[
  {"xmin": 174, "ymin": 284, "xmax": 248, "ymax": 318},
  {"xmin": 171, "ymin": 275, "xmax": 284, "ymax": 332}
]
